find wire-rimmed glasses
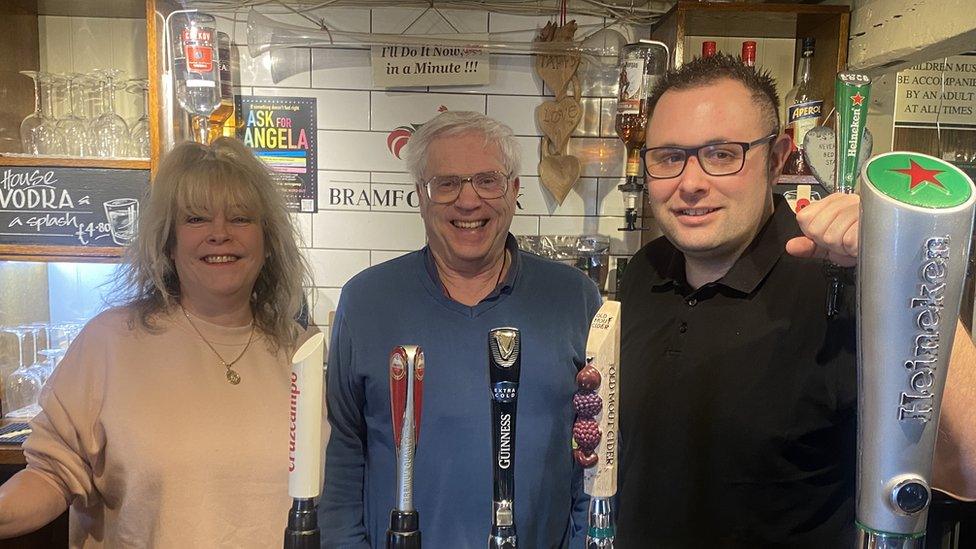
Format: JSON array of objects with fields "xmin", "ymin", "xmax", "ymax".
[
  {"xmin": 422, "ymin": 171, "xmax": 513, "ymax": 204},
  {"xmin": 641, "ymin": 133, "xmax": 778, "ymax": 179}
]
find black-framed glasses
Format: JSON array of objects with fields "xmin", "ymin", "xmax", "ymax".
[
  {"xmin": 422, "ymin": 170, "xmax": 512, "ymax": 204},
  {"xmin": 640, "ymin": 133, "xmax": 778, "ymax": 179}
]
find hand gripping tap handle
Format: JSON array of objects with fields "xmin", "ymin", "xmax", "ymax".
[
  {"xmin": 284, "ymin": 331, "xmax": 326, "ymax": 549},
  {"xmin": 387, "ymin": 346, "xmax": 425, "ymax": 549},
  {"xmin": 576, "ymin": 301, "xmax": 621, "ymax": 549},
  {"xmin": 488, "ymin": 327, "xmax": 521, "ymax": 549},
  {"xmin": 825, "ymin": 71, "xmax": 872, "ymax": 318},
  {"xmin": 856, "ymin": 151, "xmax": 975, "ymax": 547}
]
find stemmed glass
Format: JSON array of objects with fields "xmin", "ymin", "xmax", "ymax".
[
  {"xmin": 91, "ymin": 69, "xmax": 130, "ymax": 157},
  {"xmin": 2, "ymin": 327, "xmax": 42, "ymax": 417},
  {"xmin": 56, "ymin": 74, "xmax": 93, "ymax": 156},
  {"xmin": 20, "ymin": 71, "xmax": 65, "ymax": 155},
  {"xmin": 127, "ymin": 78, "xmax": 151, "ymax": 158}
]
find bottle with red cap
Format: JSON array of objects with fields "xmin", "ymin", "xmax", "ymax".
[
  {"xmin": 702, "ymin": 41, "xmax": 717, "ymax": 59},
  {"xmin": 741, "ymin": 41, "xmax": 756, "ymax": 67}
]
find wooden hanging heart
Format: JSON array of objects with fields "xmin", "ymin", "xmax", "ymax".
[
  {"xmin": 538, "ymin": 138, "xmax": 581, "ymax": 205},
  {"xmin": 534, "ymin": 21, "xmax": 580, "ymax": 100},
  {"xmin": 536, "ymin": 97, "xmax": 582, "ymax": 153}
]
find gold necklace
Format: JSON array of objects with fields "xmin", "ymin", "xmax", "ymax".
[{"xmin": 180, "ymin": 305, "xmax": 255, "ymax": 385}]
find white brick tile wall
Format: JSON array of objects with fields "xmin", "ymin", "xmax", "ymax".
[
  {"xmin": 312, "ymin": 210, "xmax": 427, "ymax": 251},
  {"xmin": 371, "ymin": 91, "xmax": 487, "ymax": 131},
  {"xmin": 227, "ymin": 8, "xmax": 641, "ymax": 294},
  {"xmin": 308, "ymin": 249, "xmax": 371, "ymax": 287},
  {"xmin": 254, "ymin": 87, "xmax": 370, "ymax": 130}
]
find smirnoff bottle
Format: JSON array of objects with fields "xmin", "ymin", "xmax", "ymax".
[{"xmin": 783, "ymin": 38, "xmax": 823, "ymax": 176}]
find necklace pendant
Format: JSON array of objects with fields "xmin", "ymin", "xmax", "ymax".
[{"xmin": 226, "ymin": 368, "xmax": 241, "ymax": 385}]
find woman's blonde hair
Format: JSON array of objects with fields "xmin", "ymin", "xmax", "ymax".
[{"xmin": 115, "ymin": 137, "xmax": 310, "ymax": 351}]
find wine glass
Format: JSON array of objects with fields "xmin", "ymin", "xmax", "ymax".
[
  {"xmin": 1, "ymin": 327, "xmax": 42, "ymax": 417},
  {"xmin": 170, "ymin": 12, "xmax": 222, "ymax": 143},
  {"xmin": 56, "ymin": 74, "xmax": 93, "ymax": 156},
  {"xmin": 91, "ymin": 69, "xmax": 130, "ymax": 157},
  {"xmin": 127, "ymin": 78, "xmax": 151, "ymax": 158},
  {"xmin": 20, "ymin": 71, "xmax": 65, "ymax": 155}
]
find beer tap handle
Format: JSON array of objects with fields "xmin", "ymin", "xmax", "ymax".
[
  {"xmin": 387, "ymin": 346, "xmax": 424, "ymax": 549},
  {"xmin": 489, "ymin": 327, "xmax": 521, "ymax": 549},
  {"xmin": 825, "ymin": 71, "xmax": 872, "ymax": 318}
]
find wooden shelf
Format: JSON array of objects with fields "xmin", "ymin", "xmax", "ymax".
[{"xmin": 0, "ymin": 156, "xmax": 150, "ymax": 170}]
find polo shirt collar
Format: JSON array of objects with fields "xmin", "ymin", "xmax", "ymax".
[{"xmin": 646, "ymin": 194, "xmax": 799, "ymax": 294}]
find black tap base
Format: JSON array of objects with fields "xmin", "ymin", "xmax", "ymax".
[{"xmin": 386, "ymin": 510, "xmax": 421, "ymax": 549}]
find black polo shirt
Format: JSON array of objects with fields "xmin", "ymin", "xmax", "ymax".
[{"xmin": 617, "ymin": 195, "xmax": 857, "ymax": 547}]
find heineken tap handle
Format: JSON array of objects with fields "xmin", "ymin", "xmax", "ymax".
[
  {"xmin": 856, "ymin": 152, "xmax": 976, "ymax": 547},
  {"xmin": 489, "ymin": 328, "xmax": 521, "ymax": 549},
  {"xmin": 826, "ymin": 71, "xmax": 873, "ymax": 318},
  {"xmin": 834, "ymin": 72, "xmax": 872, "ymax": 194},
  {"xmin": 387, "ymin": 346, "xmax": 425, "ymax": 549}
]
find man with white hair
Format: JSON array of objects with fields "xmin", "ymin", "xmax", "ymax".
[{"xmin": 320, "ymin": 111, "xmax": 601, "ymax": 548}]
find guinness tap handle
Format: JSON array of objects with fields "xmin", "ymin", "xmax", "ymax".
[{"xmin": 489, "ymin": 327, "xmax": 521, "ymax": 549}]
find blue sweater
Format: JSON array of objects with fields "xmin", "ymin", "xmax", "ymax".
[{"xmin": 320, "ymin": 240, "xmax": 602, "ymax": 548}]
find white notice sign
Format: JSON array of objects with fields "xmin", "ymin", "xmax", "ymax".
[
  {"xmin": 371, "ymin": 41, "xmax": 489, "ymax": 88},
  {"xmin": 894, "ymin": 53, "xmax": 976, "ymax": 130}
]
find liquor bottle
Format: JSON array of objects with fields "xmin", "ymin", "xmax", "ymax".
[
  {"xmin": 206, "ymin": 32, "xmax": 234, "ymax": 143},
  {"xmin": 171, "ymin": 12, "xmax": 221, "ymax": 144},
  {"xmin": 702, "ymin": 41, "xmax": 717, "ymax": 59},
  {"xmin": 614, "ymin": 41, "xmax": 668, "ymax": 231},
  {"xmin": 741, "ymin": 41, "xmax": 756, "ymax": 67},
  {"xmin": 783, "ymin": 38, "xmax": 823, "ymax": 176}
]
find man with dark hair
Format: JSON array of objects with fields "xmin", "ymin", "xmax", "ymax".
[{"xmin": 616, "ymin": 54, "xmax": 976, "ymax": 546}]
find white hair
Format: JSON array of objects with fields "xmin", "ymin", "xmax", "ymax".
[{"xmin": 403, "ymin": 111, "xmax": 521, "ymax": 182}]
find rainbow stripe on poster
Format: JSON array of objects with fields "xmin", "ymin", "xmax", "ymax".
[{"xmin": 256, "ymin": 150, "xmax": 308, "ymax": 174}]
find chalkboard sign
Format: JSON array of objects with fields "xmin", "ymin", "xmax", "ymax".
[{"xmin": 0, "ymin": 166, "xmax": 149, "ymax": 250}]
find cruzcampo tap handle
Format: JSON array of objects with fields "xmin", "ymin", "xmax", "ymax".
[
  {"xmin": 387, "ymin": 346, "xmax": 424, "ymax": 549},
  {"xmin": 489, "ymin": 327, "xmax": 521, "ymax": 549}
]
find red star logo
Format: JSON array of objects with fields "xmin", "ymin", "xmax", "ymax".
[
  {"xmin": 891, "ymin": 160, "xmax": 948, "ymax": 193},
  {"xmin": 851, "ymin": 92, "xmax": 865, "ymax": 106}
]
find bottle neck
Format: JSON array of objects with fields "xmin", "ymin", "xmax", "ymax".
[{"xmin": 796, "ymin": 53, "xmax": 813, "ymax": 84}]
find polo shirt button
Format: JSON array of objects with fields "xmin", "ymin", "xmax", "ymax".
[
  {"xmin": 687, "ymin": 298, "xmax": 697, "ymax": 307},
  {"xmin": 679, "ymin": 323, "xmax": 688, "ymax": 333}
]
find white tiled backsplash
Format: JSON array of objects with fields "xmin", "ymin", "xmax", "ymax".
[{"xmin": 215, "ymin": 7, "xmax": 658, "ymax": 333}]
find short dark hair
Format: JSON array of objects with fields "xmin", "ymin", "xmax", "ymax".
[{"xmin": 647, "ymin": 53, "xmax": 781, "ymax": 133}]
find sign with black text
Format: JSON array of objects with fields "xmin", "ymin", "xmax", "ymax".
[
  {"xmin": 371, "ymin": 41, "xmax": 489, "ymax": 87},
  {"xmin": 0, "ymin": 166, "xmax": 149, "ymax": 248},
  {"xmin": 895, "ymin": 53, "xmax": 976, "ymax": 130},
  {"xmin": 237, "ymin": 95, "xmax": 318, "ymax": 212}
]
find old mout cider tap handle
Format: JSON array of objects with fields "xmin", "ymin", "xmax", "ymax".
[
  {"xmin": 574, "ymin": 301, "xmax": 621, "ymax": 548},
  {"xmin": 284, "ymin": 331, "xmax": 326, "ymax": 549},
  {"xmin": 387, "ymin": 346, "xmax": 425, "ymax": 549},
  {"xmin": 826, "ymin": 71, "xmax": 872, "ymax": 318},
  {"xmin": 489, "ymin": 327, "xmax": 521, "ymax": 549},
  {"xmin": 856, "ymin": 151, "xmax": 975, "ymax": 547}
]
